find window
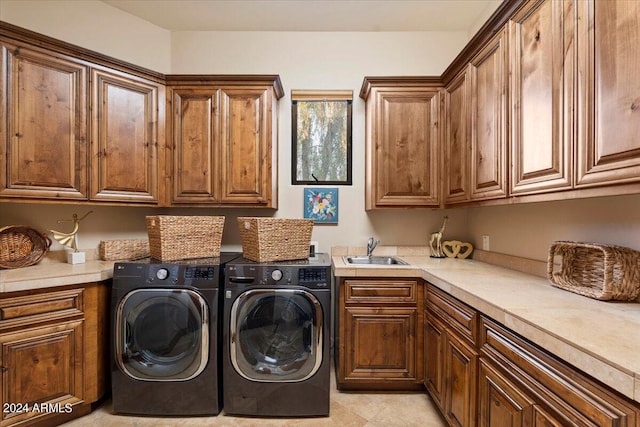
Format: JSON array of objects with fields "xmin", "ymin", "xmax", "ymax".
[{"xmin": 291, "ymin": 90, "xmax": 352, "ymax": 185}]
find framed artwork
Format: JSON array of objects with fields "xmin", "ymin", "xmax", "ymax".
[
  {"xmin": 291, "ymin": 90, "xmax": 353, "ymax": 185},
  {"xmin": 304, "ymin": 188, "xmax": 338, "ymax": 223}
]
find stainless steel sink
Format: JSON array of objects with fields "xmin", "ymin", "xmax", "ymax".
[{"xmin": 343, "ymin": 256, "xmax": 408, "ymax": 265}]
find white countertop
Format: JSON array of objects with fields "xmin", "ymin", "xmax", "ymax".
[
  {"xmin": 333, "ymin": 252, "xmax": 640, "ymax": 404},
  {"xmin": 0, "ymin": 259, "xmax": 116, "ymax": 293}
]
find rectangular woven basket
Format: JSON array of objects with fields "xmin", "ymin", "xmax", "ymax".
[
  {"xmin": 99, "ymin": 239, "xmax": 149, "ymax": 261},
  {"xmin": 547, "ymin": 241, "xmax": 640, "ymax": 301},
  {"xmin": 146, "ymin": 215, "xmax": 225, "ymax": 261},
  {"xmin": 237, "ymin": 217, "xmax": 313, "ymax": 262}
]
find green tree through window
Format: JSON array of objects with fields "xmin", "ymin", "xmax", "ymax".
[{"xmin": 292, "ymin": 91, "xmax": 352, "ymax": 185}]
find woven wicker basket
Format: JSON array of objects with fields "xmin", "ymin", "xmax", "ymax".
[
  {"xmin": 547, "ymin": 241, "xmax": 640, "ymax": 301},
  {"xmin": 99, "ymin": 239, "xmax": 150, "ymax": 261},
  {"xmin": 237, "ymin": 217, "xmax": 313, "ymax": 262},
  {"xmin": 146, "ymin": 216, "xmax": 225, "ymax": 261},
  {"xmin": 0, "ymin": 226, "xmax": 51, "ymax": 269}
]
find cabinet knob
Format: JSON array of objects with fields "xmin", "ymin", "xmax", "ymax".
[{"xmin": 1, "ymin": 366, "xmax": 8, "ymax": 373}]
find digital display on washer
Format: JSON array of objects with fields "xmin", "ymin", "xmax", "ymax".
[
  {"xmin": 298, "ymin": 268, "xmax": 328, "ymax": 283},
  {"xmin": 185, "ymin": 266, "xmax": 216, "ymax": 280}
]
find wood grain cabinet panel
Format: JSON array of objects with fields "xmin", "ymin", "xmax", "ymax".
[
  {"xmin": 576, "ymin": 0, "xmax": 640, "ymax": 187},
  {"xmin": 360, "ymin": 78, "xmax": 441, "ymax": 209},
  {"xmin": 0, "ymin": 320, "xmax": 84, "ymax": 427},
  {"xmin": 0, "ymin": 282, "xmax": 109, "ymax": 427},
  {"xmin": 509, "ymin": 0, "xmax": 573, "ymax": 195},
  {"xmin": 443, "ymin": 71, "xmax": 471, "ymax": 204},
  {"xmin": 336, "ymin": 277, "xmax": 423, "ymax": 390},
  {"xmin": 166, "ymin": 80, "xmax": 280, "ymax": 208},
  {"xmin": 444, "ymin": 332, "xmax": 477, "ymax": 427},
  {"xmin": 425, "ymin": 284, "xmax": 479, "ymax": 427},
  {"xmin": 478, "ymin": 358, "xmax": 536, "ymax": 427},
  {"xmin": 424, "ymin": 311, "xmax": 445, "ymax": 411},
  {"xmin": 469, "ymin": 29, "xmax": 508, "ymax": 201},
  {"xmin": 345, "ymin": 279, "xmax": 417, "ymax": 304},
  {"xmin": 0, "ymin": 42, "xmax": 88, "ymax": 200},
  {"xmin": 169, "ymin": 88, "xmax": 219, "ymax": 203},
  {"xmin": 343, "ymin": 307, "xmax": 417, "ymax": 381},
  {"xmin": 90, "ymin": 68, "xmax": 162, "ymax": 203},
  {"xmin": 480, "ymin": 316, "xmax": 640, "ymax": 427},
  {"xmin": 219, "ymin": 87, "xmax": 272, "ymax": 205}
]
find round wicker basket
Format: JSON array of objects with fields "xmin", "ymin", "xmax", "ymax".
[{"xmin": 0, "ymin": 226, "xmax": 52, "ymax": 269}]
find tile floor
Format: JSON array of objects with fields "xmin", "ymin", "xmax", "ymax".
[{"xmin": 63, "ymin": 365, "xmax": 447, "ymax": 427}]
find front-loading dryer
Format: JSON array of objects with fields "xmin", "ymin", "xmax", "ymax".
[
  {"xmin": 110, "ymin": 253, "xmax": 240, "ymax": 416},
  {"xmin": 223, "ymin": 253, "xmax": 331, "ymax": 417}
]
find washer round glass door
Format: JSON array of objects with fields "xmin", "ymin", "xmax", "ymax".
[
  {"xmin": 115, "ymin": 288, "xmax": 209, "ymax": 381},
  {"xmin": 230, "ymin": 289, "xmax": 323, "ymax": 382}
]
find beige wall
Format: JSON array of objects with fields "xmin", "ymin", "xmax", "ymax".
[
  {"xmin": 2, "ymin": 0, "xmax": 637, "ymax": 262},
  {"xmin": 466, "ymin": 194, "xmax": 640, "ymax": 262},
  {"xmin": 0, "ymin": 0, "xmax": 171, "ymax": 72}
]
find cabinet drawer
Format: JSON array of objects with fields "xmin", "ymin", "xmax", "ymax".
[
  {"xmin": 480, "ymin": 316, "xmax": 640, "ymax": 426},
  {"xmin": 0, "ymin": 288, "xmax": 84, "ymax": 331},
  {"xmin": 344, "ymin": 279, "xmax": 417, "ymax": 304},
  {"xmin": 426, "ymin": 284, "xmax": 477, "ymax": 345}
]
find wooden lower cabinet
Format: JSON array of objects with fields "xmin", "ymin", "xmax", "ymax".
[
  {"xmin": 336, "ymin": 278, "xmax": 423, "ymax": 390},
  {"xmin": 444, "ymin": 332, "xmax": 477, "ymax": 427},
  {"xmin": 479, "ymin": 359, "xmax": 563, "ymax": 427},
  {"xmin": 0, "ymin": 282, "xmax": 109, "ymax": 426},
  {"xmin": 424, "ymin": 310, "xmax": 445, "ymax": 409},
  {"xmin": 425, "ymin": 284, "xmax": 640, "ymax": 427},
  {"xmin": 0, "ymin": 321, "xmax": 84, "ymax": 427},
  {"xmin": 479, "ymin": 316, "xmax": 640, "ymax": 427},
  {"xmin": 425, "ymin": 284, "xmax": 478, "ymax": 427}
]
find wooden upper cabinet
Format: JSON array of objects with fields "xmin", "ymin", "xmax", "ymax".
[
  {"xmin": 169, "ymin": 88, "xmax": 219, "ymax": 203},
  {"xmin": 166, "ymin": 78, "xmax": 280, "ymax": 208},
  {"xmin": 219, "ymin": 87, "xmax": 273, "ymax": 206},
  {"xmin": 576, "ymin": 0, "xmax": 640, "ymax": 187},
  {"xmin": 443, "ymin": 70, "xmax": 471, "ymax": 204},
  {"xmin": 90, "ymin": 68, "xmax": 162, "ymax": 203},
  {"xmin": 469, "ymin": 29, "xmax": 508, "ymax": 201},
  {"xmin": 0, "ymin": 43, "xmax": 88, "ymax": 200},
  {"xmin": 361, "ymin": 78, "xmax": 441, "ymax": 209},
  {"xmin": 509, "ymin": 0, "xmax": 573, "ymax": 195}
]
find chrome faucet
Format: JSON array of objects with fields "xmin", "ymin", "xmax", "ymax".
[{"xmin": 367, "ymin": 237, "xmax": 380, "ymax": 257}]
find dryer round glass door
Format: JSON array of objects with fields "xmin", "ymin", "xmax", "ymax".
[
  {"xmin": 229, "ymin": 289, "xmax": 323, "ymax": 382},
  {"xmin": 115, "ymin": 288, "xmax": 209, "ymax": 381}
]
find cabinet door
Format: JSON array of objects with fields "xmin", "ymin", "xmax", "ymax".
[
  {"xmin": 91, "ymin": 68, "xmax": 161, "ymax": 203},
  {"xmin": 481, "ymin": 316, "xmax": 640, "ymax": 426},
  {"xmin": 444, "ymin": 332, "xmax": 478, "ymax": 427},
  {"xmin": 509, "ymin": 0, "xmax": 573, "ymax": 195},
  {"xmin": 366, "ymin": 87, "xmax": 440, "ymax": 208},
  {"xmin": 469, "ymin": 29, "xmax": 508, "ymax": 201},
  {"xmin": 169, "ymin": 88, "xmax": 219, "ymax": 203},
  {"xmin": 0, "ymin": 43, "xmax": 88, "ymax": 200},
  {"xmin": 219, "ymin": 87, "xmax": 273, "ymax": 206},
  {"xmin": 576, "ymin": 0, "xmax": 640, "ymax": 187},
  {"xmin": 342, "ymin": 306, "xmax": 418, "ymax": 382},
  {"xmin": 478, "ymin": 359, "xmax": 535, "ymax": 427},
  {"xmin": 444, "ymin": 70, "xmax": 471, "ymax": 204},
  {"xmin": 1, "ymin": 320, "xmax": 84, "ymax": 426},
  {"xmin": 424, "ymin": 311, "xmax": 446, "ymax": 411}
]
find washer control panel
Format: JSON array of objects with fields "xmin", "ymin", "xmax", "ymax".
[{"xmin": 253, "ymin": 266, "xmax": 330, "ymax": 288}]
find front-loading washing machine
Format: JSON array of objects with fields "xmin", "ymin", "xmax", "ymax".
[
  {"xmin": 222, "ymin": 253, "xmax": 332, "ymax": 417},
  {"xmin": 110, "ymin": 253, "xmax": 239, "ymax": 416}
]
